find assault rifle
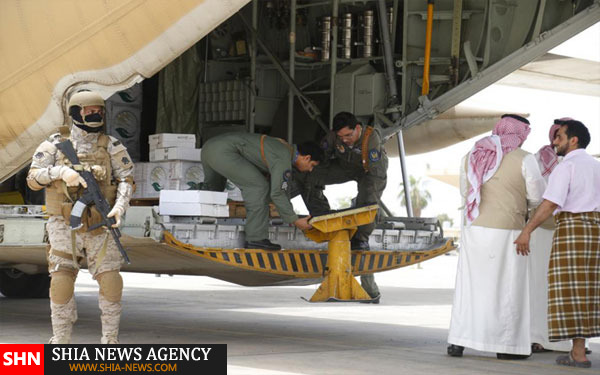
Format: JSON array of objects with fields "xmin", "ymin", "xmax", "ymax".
[{"xmin": 55, "ymin": 140, "xmax": 131, "ymax": 264}]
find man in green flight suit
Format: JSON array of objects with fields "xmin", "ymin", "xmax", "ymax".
[
  {"xmin": 295, "ymin": 111, "xmax": 388, "ymax": 299},
  {"xmin": 201, "ymin": 132, "xmax": 323, "ymax": 250}
]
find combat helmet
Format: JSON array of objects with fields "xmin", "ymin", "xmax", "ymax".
[{"xmin": 68, "ymin": 90, "xmax": 105, "ymax": 131}]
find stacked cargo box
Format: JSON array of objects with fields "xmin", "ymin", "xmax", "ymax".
[
  {"xmin": 105, "ymin": 84, "xmax": 143, "ymax": 161},
  {"xmin": 132, "ymin": 133, "xmax": 243, "ymax": 201},
  {"xmin": 148, "ymin": 133, "xmax": 200, "ymax": 162},
  {"xmin": 159, "ymin": 190, "xmax": 229, "ymax": 217}
]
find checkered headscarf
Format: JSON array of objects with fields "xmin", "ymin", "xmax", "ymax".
[
  {"xmin": 536, "ymin": 119, "xmax": 569, "ymax": 177},
  {"xmin": 466, "ymin": 115, "xmax": 531, "ymax": 225}
]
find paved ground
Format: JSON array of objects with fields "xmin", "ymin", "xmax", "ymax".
[{"xmin": 1, "ymin": 253, "xmax": 598, "ymax": 374}]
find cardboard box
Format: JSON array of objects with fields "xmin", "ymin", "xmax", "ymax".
[
  {"xmin": 158, "ymin": 202, "xmax": 229, "ymax": 217},
  {"xmin": 133, "ymin": 160, "xmax": 242, "ymax": 201},
  {"xmin": 149, "ymin": 147, "xmax": 202, "ymax": 162},
  {"xmin": 160, "ymin": 190, "xmax": 228, "ymax": 205},
  {"xmin": 137, "ymin": 161, "xmax": 205, "ymax": 198},
  {"xmin": 149, "ymin": 133, "xmax": 196, "ymax": 149},
  {"xmin": 131, "ymin": 162, "xmax": 145, "ymax": 198},
  {"xmin": 149, "ymin": 133, "xmax": 196, "ymax": 143},
  {"xmin": 225, "ymin": 181, "xmax": 243, "ymax": 201}
]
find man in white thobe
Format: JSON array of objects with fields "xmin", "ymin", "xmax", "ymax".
[
  {"xmin": 529, "ymin": 121, "xmax": 571, "ymax": 353},
  {"xmin": 447, "ymin": 114, "xmax": 546, "ymax": 359}
]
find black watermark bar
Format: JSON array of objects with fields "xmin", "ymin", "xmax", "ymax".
[{"xmin": 44, "ymin": 344, "xmax": 226, "ymax": 375}]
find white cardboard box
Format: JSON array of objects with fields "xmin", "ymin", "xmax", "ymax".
[
  {"xmin": 149, "ymin": 140, "xmax": 196, "ymax": 151},
  {"xmin": 149, "ymin": 147, "xmax": 202, "ymax": 162},
  {"xmin": 159, "ymin": 202, "xmax": 229, "ymax": 217},
  {"xmin": 149, "ymin": 133, "xmax": 196, "ymax": 150},
  {"xmin": 137, "ymin": 161, "xmax": 205, "ymax": 198},
  {"xmin": 149, "ymin": 133, "xmax": 196, "ymax": 144},
  {"xmin": 132, "ymin": 162, "xmax": 145, "ymax": 198},
  {"xmin": 160, "ymin": 190, "xmax": 228, "ymax": 205}
]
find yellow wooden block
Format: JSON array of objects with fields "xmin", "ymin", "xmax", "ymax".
[{"xmin": 308, "ymin": 205, "xmax": 378, "ymax": 233}]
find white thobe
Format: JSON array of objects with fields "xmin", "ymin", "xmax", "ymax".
[
  {"xmin": 529, "ymin": 227, "xmax": 571, "ymax": 351},
  {"xmin": 529, "ymin": 153, "xmax": 571, "ymax": 351},
  {"xmin": 448, "ymin": 153, "xmax": 546, "ymax": 355}
]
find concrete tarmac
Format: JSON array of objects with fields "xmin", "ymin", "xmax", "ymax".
[{"xmin": 1, "ymin": 253, "xmax": 598, "ymax": 374}]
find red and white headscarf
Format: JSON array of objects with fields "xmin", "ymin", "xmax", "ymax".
[
  {"xmin": 535, "ymin": 119, "xmax": 569, "ymax": 178},
  {"xmin": 465, "ymin": 115, "xmax": 531, "ymax": 225}
]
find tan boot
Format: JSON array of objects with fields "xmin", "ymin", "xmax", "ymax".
[
  {"xmin": 48, "ymin": 326, "xmax": 72, "ymax": 344},
  {"xmin": 101, "ymin": 334, "xmax": 120, "ymax": 344}
]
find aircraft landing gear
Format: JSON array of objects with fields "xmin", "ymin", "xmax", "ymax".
[{"xmin": 0, "ymin": 268, "xmax": 50, "ymax": 298}]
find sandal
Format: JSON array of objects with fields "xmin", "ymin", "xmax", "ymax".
[
  {"xmin": 531, "ymin": 343, "xmax": 552, "ymax": 353},
  {"xmin": 447, "ymin": 344, "xmax": 464, "ymax": 357},
  {"xmin": 555, "ymin": 353, "xmax": 591, "ymax": 368}
]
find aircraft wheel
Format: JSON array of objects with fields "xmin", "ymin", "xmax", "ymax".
[{"xmin": 0, "ymin": 268, "xmax": 50, "ymax": 298}]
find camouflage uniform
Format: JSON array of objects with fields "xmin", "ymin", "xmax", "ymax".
[
  {"xmin": 201, "ymin": 132, "xmax": 298, "ymax": 242},
  {"xmin": 27, "ymin": 124, "xmax": 134, "ymax": 344},
  {"xmin": 295, "ymin": 126, "xmax": 388, "ymax": 297}
]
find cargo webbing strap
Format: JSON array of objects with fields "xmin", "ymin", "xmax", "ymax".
[
  {"xmin": 260, "ymin": 135, "xmax": 294, "ymax": 169},
  {"xmin": 361, "ymin": 126, "xmax": 374, "ymax": 172},
  {"xmin": 70, "ymin": 231, "xmax": 79, "ymax": 268}
]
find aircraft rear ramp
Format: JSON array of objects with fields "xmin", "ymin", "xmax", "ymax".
[{"xmin": 0, "ymin": 206, "xmax": 454, "ymax": 287}]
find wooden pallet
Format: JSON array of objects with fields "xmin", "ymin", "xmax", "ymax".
[{"xmin": 228, "ymin": 200, "xmax": 280, "ymax": 218}]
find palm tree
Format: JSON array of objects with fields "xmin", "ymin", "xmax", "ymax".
[
  {"xmin": 437, "ymin": 213, "xmax": 454, "ymax": 227},
  {"xmin": 398, "ymin": 176, "xmax": 431, "ymax": 217}
]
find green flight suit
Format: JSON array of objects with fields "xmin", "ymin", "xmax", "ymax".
[
  {"xmin": 201, "ymin": 132, "xmax": 298, "ymax": 242},
  {"xmin": 293, "ymin": 126, "xmax": 388, "ymax": 298},
  {"xmin": 302, "ymin": 125, "xmax": 388, "ymax": 240}
]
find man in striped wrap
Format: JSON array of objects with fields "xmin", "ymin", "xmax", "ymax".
[{"xmin": 515, "ymin": 119, "xmax": 600, "ymax": 368}]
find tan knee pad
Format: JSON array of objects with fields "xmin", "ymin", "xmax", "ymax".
[
  {"xmin": 50, "ymin": 270, "xmax": 76, "ymax": 304},
  {"xmin": 97, "ymin": 270, "xmax": 123, "ymax": 303}
]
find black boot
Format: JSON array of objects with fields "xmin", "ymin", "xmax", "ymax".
[
  {"xmin": 447, "ymin": 344, "xmax": 464, "ymax": 357},
  {"xmin": 245, "ymin": 239, "xmax": 282, "ymax": 251}
]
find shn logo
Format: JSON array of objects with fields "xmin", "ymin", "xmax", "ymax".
[{"xmin": 3, "ymin": 352, "xmax": 41, "ymax": 366}]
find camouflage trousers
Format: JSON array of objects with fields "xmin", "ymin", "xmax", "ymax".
[{"xmin": 47, "ymin": 216, "xmax": 123, "ymax": 343}]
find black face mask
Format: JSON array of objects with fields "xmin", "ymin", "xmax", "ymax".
[
  {"xmin": 84, "ymin": 113, "xmax": 104, "ymax": 123},
  {"xmin": 74, "ymin": 123, "xmax": 103, "ymax": 133}
]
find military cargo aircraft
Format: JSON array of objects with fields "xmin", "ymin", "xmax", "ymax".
[{"xmin": 0, "ymin": 0, "xmax": 598, "ymax": 298}]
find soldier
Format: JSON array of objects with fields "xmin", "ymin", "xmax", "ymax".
[
  {"xmin": 201, "ymin": 132, "xmax": 323, "ymax": 250},
  {"xmin": 297, "ymin": 111, "xmax": 388, "ymax": 300},
  {"xmin": 27, "ymin": 90, "xmax": 134, "ymax": 344}
]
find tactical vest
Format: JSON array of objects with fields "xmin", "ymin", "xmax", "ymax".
[
  {"xmin": 45, "ymin": 134, "xmax": 117, "ymax": 232},
  {"xmin": 469, "ymin": 148, "xmax": 529, "ymax": 230}
]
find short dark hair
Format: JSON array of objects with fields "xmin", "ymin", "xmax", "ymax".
[
  {"xmin": 332, "ymin": 112, "xmax": 361, "ymax": 131},
  {"xmin": 555, "ymin": 119, "xmax": 591, "ymax": 149},
  {"xmin": 297, "ymin": 141, "xmax": 324, "ymax": 162},
  {"xmin": 501, "ymin": 114, "xmax": 530, "ymax": 124}
]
